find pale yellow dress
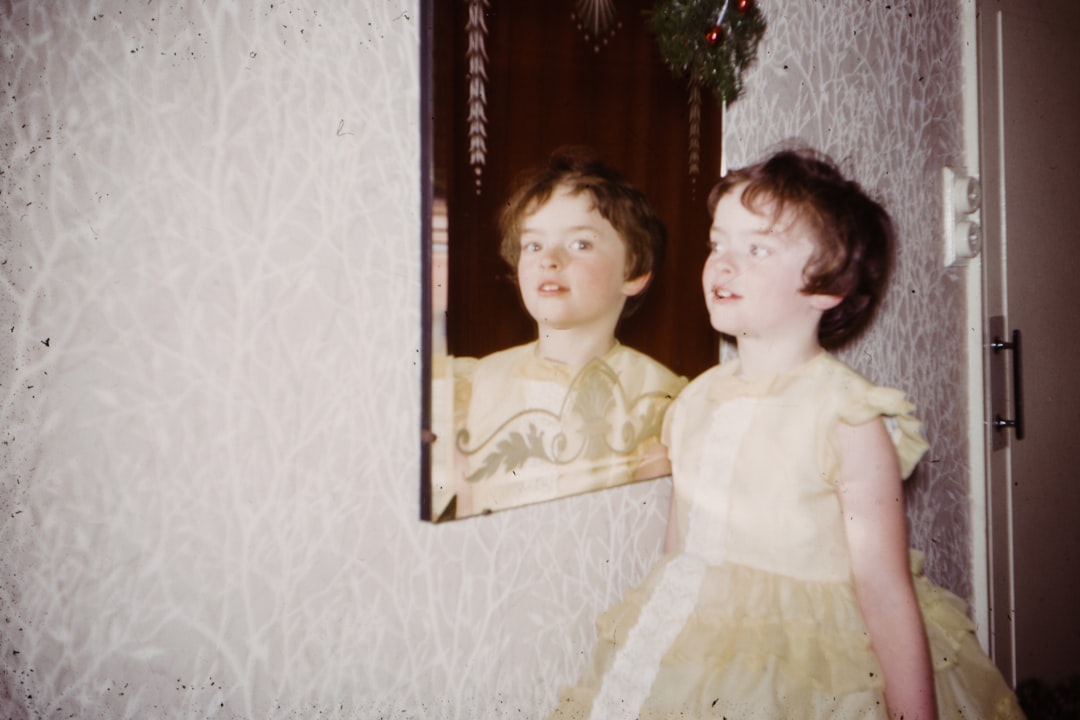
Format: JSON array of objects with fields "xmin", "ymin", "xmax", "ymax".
[
  {"xmin": 449, "ymin": 341, "xmax": 686, "ymax": 517},
  {"xmin": 551, "ymin": 352, "xmax": 1024, "ymax": 719}
]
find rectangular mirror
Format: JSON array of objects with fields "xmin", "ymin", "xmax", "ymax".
[{"xmin": 421, "ymin": 0, "xmax": 724, "ymax": 522}]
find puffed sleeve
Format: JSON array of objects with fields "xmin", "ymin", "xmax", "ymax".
[{"xmin": 838, "ymin": 384, "xmax": 929, "ymax": 480}]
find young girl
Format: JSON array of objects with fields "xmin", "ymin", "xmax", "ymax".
[
  {"xmin": 549, "ymin": 148, "xmax": 1024, "ymax": 718},
  {"xmin": 443, "ymin": 149, "xmax": 686, "ymax": 520}
]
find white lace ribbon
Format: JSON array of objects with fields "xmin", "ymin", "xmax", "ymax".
[
  {"xmin": 588, "ymin": 554, "xmax": 707, "ymax": 720},
  {"xmin": 588, "ymin": 396, "xmax": 758, "ymax": 719}
]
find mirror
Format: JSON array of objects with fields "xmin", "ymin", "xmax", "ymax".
[{"xmin": 421, "ymin": 0, "xmax": 724, "ymax": 521}]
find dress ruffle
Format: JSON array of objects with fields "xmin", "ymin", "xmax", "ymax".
[{"xmin": 553, "ymin": 552, "xmax": 1023, "ymax": 719}]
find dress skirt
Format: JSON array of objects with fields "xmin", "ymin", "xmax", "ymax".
[{"xmin": 550, "ymin": 552, "xmax": 1024, "ymax": 720}]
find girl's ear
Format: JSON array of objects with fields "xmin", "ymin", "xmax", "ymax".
[
  {"xmin": 809, "ymin": 293, "xmax": 843, "ymax": 311},
  {"xmin": 622, "ymin": 271, "xmax": 652, "ymax": 298}
]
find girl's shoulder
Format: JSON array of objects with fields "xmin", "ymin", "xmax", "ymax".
[
  {"xmin": 813, "ymin": 354, "xmax": 929, "ymax": 480},
  {"xmin": 671, "ymin": 353, "xmax": 915, "ymax": 416},
  {"xmin": 810, "ymin": 354, "xmax": 917, "ymax": 421},
  {"xmin": 676, "ymin": 362, "xmax": 734, "ymax": 400},
  {"xmin": 677, "ymin": 353, "xmax": 850, "ymax": 403},
  {"xmin": 805, "ymin": 352, "xmax": 869, "ymax": 384},
  {"xmin": 605, "ymin": 343, "xmax": 688, "ymax": 393},
  {"xmin": 471, "ymin": 341, "xmax": 537, "ymax": 369}
]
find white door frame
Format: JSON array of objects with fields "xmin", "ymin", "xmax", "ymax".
[{"xmin": 959, "ymin": 0, "xmax": 991, "ymax": 657}]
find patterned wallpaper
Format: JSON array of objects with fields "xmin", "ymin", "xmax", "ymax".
[{"xmin": 0, "ymin": 1, "xmax": 972, "ymax": 718}]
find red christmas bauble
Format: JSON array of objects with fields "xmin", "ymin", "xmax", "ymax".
[
  {"xmin": 736, "ymin": 0, "xmax": 753, "ymax": 13},
  {"xmin": 705, "ymin": 25, "xmax": 724, "ymax": 46}
]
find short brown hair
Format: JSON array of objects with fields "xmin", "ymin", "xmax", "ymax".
[
  {"xmin": 707, "ymin": 147, "xmax": 893, "ymax": 349},
  {"xmin": 499, "ymin": 147, "xmax": 666, "ymax": 317}
]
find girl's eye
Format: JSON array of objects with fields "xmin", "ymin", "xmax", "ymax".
[
  {"xmin": 570, "ymin": 239, "xmax": 593, "ymax": 251},
  {"xmin": 522, "ymin": 241, "xmax": 541, "ymax": 253},
  {"xmin": 749, "ymin": 244, "xmax": 770, "ymax": 258}
]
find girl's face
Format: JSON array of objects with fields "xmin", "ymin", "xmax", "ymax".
[
  {"xmin": 703, "ymin": 186, "xmax": 837, "ymax": 341},
  {"xmin": 517, "ymin": 187, "xmax": 649, "ymax": 334}
]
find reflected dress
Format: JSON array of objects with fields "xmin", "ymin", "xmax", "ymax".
[
  {"xmin": 550, "ymin": 353, "xmax": 1023, "ymax": 719},
  {"xmin": 451, "ymin": 341, "xmax": 686, "ymax": 516}
]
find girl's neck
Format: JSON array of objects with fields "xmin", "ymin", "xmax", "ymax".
[{"xmin": 734, "ymin": 333, "xmax": 824, "ymax": 379}]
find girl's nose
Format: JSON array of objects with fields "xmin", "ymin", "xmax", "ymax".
[
  {"xmin": 540, "ymin": 247, "xmax": 563, "ymax": 269},
  {"xmin": 707, "ymin": 249, "xmax": 736, "ymax": 276}
]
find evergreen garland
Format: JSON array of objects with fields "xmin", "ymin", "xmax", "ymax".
[{"xmin": 648, "ymin": 0, "xmax": 767, "ymax": 106}]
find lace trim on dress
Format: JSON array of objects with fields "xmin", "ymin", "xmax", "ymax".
[
  {"xmin": 587, "ymin": 397, "xmax": 758, "ymax": 719},
  {"xmin": 588, "ymin": 555, "xmax": 707, "ymax": 720}
]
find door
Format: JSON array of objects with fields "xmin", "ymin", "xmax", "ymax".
[{"xmin": 979, "ymin": 0, "xmax": 1080, "ymax": 688}]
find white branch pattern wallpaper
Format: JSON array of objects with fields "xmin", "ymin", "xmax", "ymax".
[{"xmin": 0, "ymin": 1, "xmax": 970, "ymax": 717}]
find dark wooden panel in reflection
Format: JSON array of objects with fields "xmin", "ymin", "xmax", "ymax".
[{"xmin": 436, "ymin": 0, "xmax": 722, "ymax": 379}]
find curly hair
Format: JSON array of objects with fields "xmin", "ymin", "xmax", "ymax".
[{"xmin": 707, "ymin": 147, "xmax": 894, "ymax": 349}]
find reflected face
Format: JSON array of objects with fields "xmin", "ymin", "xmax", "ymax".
[
  {"xmin": 702, "ymin": 187, "xmax": 822, "ymax": 340},
  {"xmin": 517, "ymin": 187, "xmax": 645, "ymax": 333}
]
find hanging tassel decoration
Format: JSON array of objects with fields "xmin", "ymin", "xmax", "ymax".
[
  {"xmin": 466, "ymin": 0, "xmax": 490, "ymax": 194},
  {"xmin": 687, "ymin": 71, "xmax": 702, "ymax": 185}
]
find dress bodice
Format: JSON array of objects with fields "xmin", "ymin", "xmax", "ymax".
[
  {"xmin": 663, "ymin": 353, "xmax": 928, "ymax": 581},
  {"xmin": 452, "ymin": 341, "xmax": 687, "ymax": 514}
]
